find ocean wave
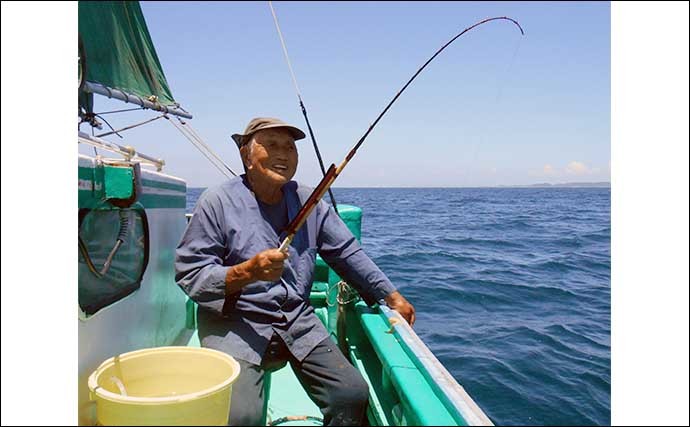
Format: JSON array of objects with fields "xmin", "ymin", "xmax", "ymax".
[
  {"xmin": 189, "ymin": 187, "xmax": 610, "ymax": 425},
  {"xmin": 438, "ymin": 236, "xmax": 528, "ymax": 250},
  {"xmin": 374, "ymin": 250, "xmax": 486, "ymax": 266}
]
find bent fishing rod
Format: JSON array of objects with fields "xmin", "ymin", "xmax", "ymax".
[{"xmin": 279, "ymin": 16, "xmax": 524, "ymax": 253}]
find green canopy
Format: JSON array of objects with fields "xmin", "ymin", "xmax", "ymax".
[{"xmin": 79, "ymin": 1, "xmax": 176, "ymax": 107}]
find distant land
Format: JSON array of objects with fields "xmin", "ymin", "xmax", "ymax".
[
  {"xmin": 188, "ymin": 182, "xmax": 612, "ymax": 189},
  {"xmin": 496, "ymin": 182, "xmax": 611, "ymax": 188}
]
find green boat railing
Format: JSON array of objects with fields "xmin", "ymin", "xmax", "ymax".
[
  {"xmin": 379, "ymin": 305, "xmax": 493, "ymax": 425},
  {"xmin": 180, "ymin": 204, "xmax": 493, "ymax": 425}
]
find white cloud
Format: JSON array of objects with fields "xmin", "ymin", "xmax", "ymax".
[
  {"xmin": 530, "ymin": 161, "xmax": 609, "ymax": 181},
  {"xmin": 565, "ymin": 161, "xmax": 590, "ymax": 175}
]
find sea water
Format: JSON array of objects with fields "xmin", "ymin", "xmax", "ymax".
[{"xmin": 187, "ymin": 187, "xmax": 610, "ymax": 426}]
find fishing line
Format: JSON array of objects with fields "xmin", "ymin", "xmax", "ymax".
[
  {"xmin": 278, "ymin": 16, "xmax": 525, "ymax": 251},
  {"xmin": 467, "ymin": 34, "xmax": 524, "ymax": 187},
  {"xmin": 268, "ymin": 1, "xmax": 339, "ymax": 211}
]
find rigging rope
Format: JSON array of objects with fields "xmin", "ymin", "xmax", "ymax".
[
  {"xmin": 167, "ymin": 116, "xmax": 238, "ymax": 178},
  {"xmin": 79, "ymin": 106, "xmax": 234, "ymax": 177},
  {"xmin": 93, "ymin": 113, "xmax": 119, "ymax": 137},
  {"xmin": 96, "ymin": 114, "xmax": 165, "ymax": 138},
  {"xmin": 326, "ymin": 280, "xmax": 360, "ymax": 307},
  {"xmin": 168, "ymin": 116, "xmax": 234, "ymax": 178},
  {"xmin": 175, "ymin": 117, "xmax": 239, "ymax": 177},
  {"xmin": 94, "ymin": 107, "xmax": 146, "ymax": 115}
]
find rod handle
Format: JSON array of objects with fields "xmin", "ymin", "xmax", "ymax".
[{"xmin": 279, "ymin": 234, "xmax": 293, "ymax": 253}]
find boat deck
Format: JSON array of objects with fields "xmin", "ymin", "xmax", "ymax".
[
  {"xmin": 186, "ymin": 328, "xmax": 323, "ymax": 426},
  {"xmin": 266, "ymin": 364, "xmax": 322, "ymax": 426},
  {"xmin": 177, "ymin": 253, "xmax": 488, "ymax": 426}
]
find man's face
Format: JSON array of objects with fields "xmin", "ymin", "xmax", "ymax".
[{"xmin": 243, "ymin": 128, "xmax": 298, "ymax": 186}]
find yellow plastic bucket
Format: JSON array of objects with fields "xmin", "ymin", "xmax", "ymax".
[{"xmin": 88, "ymin": 346, "xmax": 240, "ymax": 426}]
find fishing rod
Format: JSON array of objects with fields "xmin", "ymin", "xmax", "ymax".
[
  {"xmin": 268, "ymin": 1, "xmax": 339, "ymax": 212},
  {"xmin": 278, "ymin": 16, "xmax": 524, "ymax": 253}
]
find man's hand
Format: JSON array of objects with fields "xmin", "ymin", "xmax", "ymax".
[
  {"xmin": 225, "ymin": 248, "xmax": 288, "ymax": 295},
  {"xmin": 249, "ymin": 249, "xmax": 289, "ymax": 282},
  {"xmin": 384, "ymin": 291, "xmax": 415, "ymax": 327}
]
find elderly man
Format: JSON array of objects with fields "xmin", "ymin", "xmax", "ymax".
[{"xmin": 175, "ymin": 117, "xmax": 415, "ymax": 426}]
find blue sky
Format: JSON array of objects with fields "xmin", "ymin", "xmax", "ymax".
[
  {"xmin": 78, "ymin": 1, "xmax": 611, "ymax": 187},
  {"xmin": 2, "ymin": 4, "xmax": 688, "ymax": 425}
]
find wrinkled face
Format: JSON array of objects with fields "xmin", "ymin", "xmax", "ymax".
[{"xmin": 242, "ymin": 128, "xmax": 298, "ymax": 187}]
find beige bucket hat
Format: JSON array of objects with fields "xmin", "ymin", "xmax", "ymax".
[{"xmin": 231, "ymin": 117, "xmax": 306, "ymax": 148}]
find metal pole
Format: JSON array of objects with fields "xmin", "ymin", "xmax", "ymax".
[
  {"xmin": 78, "ymin": 131, "xmax": 165, "ymax": 170},
  {"xmin": 83, "ymin": 81, "xmax": 193, "ymax": 119}
]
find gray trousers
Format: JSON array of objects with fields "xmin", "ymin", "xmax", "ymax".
[{"xmin": 228, "ymin": 334, "xmax": 369, "ymax": 426}]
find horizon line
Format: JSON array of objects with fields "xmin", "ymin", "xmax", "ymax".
[{"xmin": 187, "ymin": 182, "xmax": 612, "ymax": 189}]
